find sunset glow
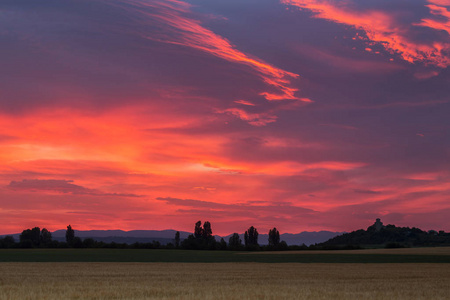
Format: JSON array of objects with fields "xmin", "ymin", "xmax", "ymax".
[{"xmin": 1, "ymin": 0, "xmax": 449, "ymax": 235}]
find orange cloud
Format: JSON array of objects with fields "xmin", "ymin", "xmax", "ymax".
[
  {"xmin": 416, "ymin": 3, "xmax": 450, "ymax": 36},
  {"xmin": 282, "ymin": 0, "xmax": 450, "ymax": 67},
  {"xmin": 234, "ymin": 100, "xmax": 256, "ymax": 106},
  {"xmin": 123, "ymin": 0, "xmax": 302, "ymax": 101},
  {"xmin": 428, "ymin": 0, "xmax": 450, "ymax": 6},
  {"xmin": 0, "ymin": 104, "xmax": 378, "ymax": 234}
]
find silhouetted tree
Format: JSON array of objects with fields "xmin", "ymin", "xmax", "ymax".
[
  {"xmin": 194, "ymin": 221, "xmax": 203, "ymax": 239},
  {"xmin": 244, "ymin": 226, "xmax": 259, "ymax": 249},
  {"xmin": 20, "ymin": 227, "xmax": 41, "ymax": 247},
  {"xmin": 181, "ymin": 234, "xmax": 198, "ymax": 249},
  {"xmin": 40, "ymin": 228, "xmax": 52, "ymax": 246},
  {"xmin": 202, "ymin": 221, "xmax": 216, "ymax": 249},
  {"xmin": 72, "ymin": 236, "xmax": 83, "ymax": 248},
  {"xmin": 278, "ymin": 240, "xmax": 288, "ymax": 250},
  {"xmin": 228, "ymin": 233, "xmax": 243, "ymax": 250},
  {"xmin": 268, "ymin": 227, "xmax": 280, "ymax": 247},
  {"xmin": 182, "ymin": 221, "xmax": 217, "ymax": 250},
  {"xmin": 83, "ymin": 238, "xmax": 96, "ymax": 248},
  {"xmin": 66, "ymin": 225, "xmax": 75, "ymax": 246},
  {"xmin": 175, "ymin": 231, "xmax": 180, "ymax": 248},
  {"xmin": 0, "ymin": 236, "xmax": 15, "ymax": 248},
  {"xmin": 203, "ymin": 221, "xmax": 212, "ymax": 239},
  {"xmin": 219, "ymin": 238, "xmax": 227, "ymax": 250}
]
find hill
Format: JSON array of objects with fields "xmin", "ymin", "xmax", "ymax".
[{"xmin": 321, "ymin": 219, "xmax": 450, "ymax": 248}]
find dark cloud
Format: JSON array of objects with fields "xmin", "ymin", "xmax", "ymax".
[
  {"xmin": 157, "ymin": 196, "xmax": 315, "ymax": 215},
  {"xmin": 8, "ymin": 179, "xmax": 141, "ymax": 198},
  {"xmin": 353, "ymin": 189, "xmax": 381, "ymax": 194}
]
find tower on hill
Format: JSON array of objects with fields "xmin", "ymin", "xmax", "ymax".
[{"xmin": 374, "ymin": 218, "xmax": 384, "ymax": 232}]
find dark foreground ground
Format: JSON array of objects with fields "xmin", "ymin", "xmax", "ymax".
[{"xmin": 1, "ymin": 247, "xmax": 450, "ymax": 263}]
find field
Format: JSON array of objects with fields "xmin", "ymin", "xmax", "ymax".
[
  {"xmin": 1, "ymin": 247, "xmax": 450, "ymax": 263},
  {"xmin": 1, "ymin": 263, "xmax": 449, "ymax": 299},
  {"xmin": 0, "ymin": 248, "xmax": 449, "ymax": 299}
]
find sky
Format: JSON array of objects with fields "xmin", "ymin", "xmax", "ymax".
[{"xmin": 1, "ymin": 0, "xmax": 450, "ymax": 235}]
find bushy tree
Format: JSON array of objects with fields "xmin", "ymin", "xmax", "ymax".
[
  {"xmin": 72, "ymin": 236, "xmax": 83, "ymax": 248},
  {"xmin": 181, "ymin": 234, "xmax": 200, "ymax": 250},
  {"xmin": 83, "ymin": 238, "xmax": 96, "ymax": 248},
  {"xmin": 40, "ymin": 228, "xmax": 52, "ymax": 246},
  {"xmin": 0, "ymin": 236, "xmax": 15, "ymax": 248},
  {"xmin": 20, "ymin": 227, "xmax": 41, "ymax": 247},
  {"xmin": 228, "ymin": 233, "xmax": 243, "ymax": 250},
  {"xmin": 18, "ymin": 227, "xmax": 54, "ymax": 248},
  {"xmin": 278, "ymin": 240, "xmax": 288, "ymax": 251}
]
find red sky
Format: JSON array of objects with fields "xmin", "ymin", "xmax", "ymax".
[{"xmin": 1, "ymin": 0, "xmax": 450, "ymax": 235}]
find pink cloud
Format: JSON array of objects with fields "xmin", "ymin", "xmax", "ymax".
[
  {"xmin": 282, "ymin": 0, "xmax": 450, "ymax": 67},
  {"xmin": 123, "ymin": 0, "xmax": 302, "ymax": 101},
  {"xmin": 428, "ymin": 0, "xmax": 450, "ymax": 5},
  {"xmin": 234, "ymin": 100, "xmax": 256, "ymax": 106},
  {"xmin": 293, "ymin": 43, "xmax": 404, "ymax": 73},
  {"xmin": 416, "ymin": 4, "xmax": 450, "ymax": 36},
  {"xmin": 218, "ymin": 108, "xmax": 278, "ymax": 126}
]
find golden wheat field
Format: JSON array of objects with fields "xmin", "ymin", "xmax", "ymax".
[{"xmin": 0, "ymin": 263, "xmax": 449, "ymax": 300}]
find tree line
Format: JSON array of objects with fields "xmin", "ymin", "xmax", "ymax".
[
  {"xmin": 0, "ymin": 225, "xmax": 84, "ymax": 249},
  {"xmin": 177, "ymin": 221, "xmax": 287, "ymax": 250},
  {"xmin": 2, "ymin": 220, "xmax": 449, "ymax": 250},
  {"xmin": 0, "ymin": 221, "xmax": 290, "ymax": 250}
]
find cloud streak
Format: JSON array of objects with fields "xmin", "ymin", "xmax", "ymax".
[
  {"xmin": 416, "ymin": 2, "xmax": 450, "ymax": 36},
  {"xmin": 157, "ymin": 196, "xmax": 315, "ymax": 216},
  {"xmin": 121, "ymin": 0, "xmax": 304, "ymax": 102},
  {"xmin": 8, "ymin": 179, "xmax": 142, "ymax": 197}
]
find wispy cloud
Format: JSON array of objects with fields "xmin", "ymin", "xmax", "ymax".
[
  {"xmin": 218, "ymin": 108, "xmax": 277, "ymax": 126},
  {"xmin": 234, "ymin": 100, "xmax": 256, "ymax": 106},
  {"xmin": 120, "ymin": 0, "xmax": 304, "ymax": 101},
  {"xmin": 417, "ymin": 2, "xmax": 450, "ymax": 37}
]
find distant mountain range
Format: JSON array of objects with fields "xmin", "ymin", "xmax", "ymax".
[
  {"xmin": 4, "ymin": 229, "xmax": 344, "ymax": 246},
  {"xmin": 218, "ymin": 231, "xmax": 345, "ymax": 246}
]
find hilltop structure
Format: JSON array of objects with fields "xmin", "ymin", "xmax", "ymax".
[{"xmin": 374, "ymin": 218, "xmax": 384, "ymax": 232}]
